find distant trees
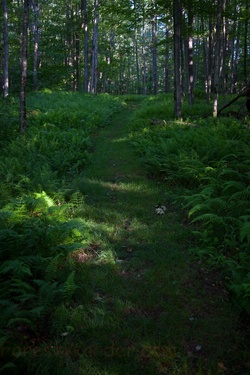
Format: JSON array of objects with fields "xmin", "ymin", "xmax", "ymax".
[{"xmin": 0, "ymin": 0, "xmax": 250, "ymax": 117}]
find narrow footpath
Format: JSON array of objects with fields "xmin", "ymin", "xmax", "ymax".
[{"xmin": 78, "ymin": 100, "xmax": 247, "ymax": 375}]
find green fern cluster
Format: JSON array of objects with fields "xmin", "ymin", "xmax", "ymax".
[
  {"xmin": 132, "ymin": 105, "xmax": 250, "ymax": 313},
  {"xmin": 0, "ymin": 92, "xmax": 123, "ymax": 372},
  {"xmin": 0, "ymin": 191, "xmax": 87, "ymax": 369}
]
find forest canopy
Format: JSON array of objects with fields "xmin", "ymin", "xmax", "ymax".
[{"xmin": 1, "ymin": 0, "xmax": 249, "ymax": 99}]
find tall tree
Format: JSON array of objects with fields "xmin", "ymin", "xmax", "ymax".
[
  {"xmin": 2, "ymin": 0, "xmax": 9, "ymax": 97},
  {"xmin": 31, "ymin": 0, "xmax": 39, "ymax": 92},
  {"xmin": 151, "ymin": 0, "xmax": 158, "ymax": 94},
  {"xmin": 213, "ymin": 0, "xmax": 223, "ymax": 117},
  {"xmin": 243, "ymin": 0, "xmax": 249, "ymax": 84},
  {"xmin": 186, "ymin": 1, "xmax": 194, "ymax": 105},
  {"xmin": 90, "ymin": 0, "xmax": 99, "ymax": 94},
  {"xmin": 173, "ymin": 0, "xmax": 182, "ymax": 118},
  {"xmin": 82, "ymin": 0, "xmax": 89, "ymax": 92},
  {"xmin": 20, "ymin": 0, "xmax": 29, "ymax": 133}
]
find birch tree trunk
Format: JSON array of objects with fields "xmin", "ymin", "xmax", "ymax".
[
  {"xmin": 173, "ymin": 0, "xmax": 182, "ymax": 118},
  {"xmin": 20, "ymin": 0, "xmax": 29, "ymax": 133},
  {"xmin": 2, "ymin": 0, "xmax": 9, "ymax": 97},
  {"xmin": 90, "ymin": 0, "xmax": 99, "ymax": 94}
]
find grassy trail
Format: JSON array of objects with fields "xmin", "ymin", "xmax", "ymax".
[{"xmin": 76, "ymin": 101, "xmax": 246, "ymax": 374}]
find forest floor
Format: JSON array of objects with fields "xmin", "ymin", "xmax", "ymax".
[{"xmin": 75, "ymin": 99, "xmax": 249, "ymax": 375}]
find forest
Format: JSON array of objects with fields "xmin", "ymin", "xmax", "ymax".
[{"xmin": 0, "ymin": 0, "xmax": 250, "ymax": 374}]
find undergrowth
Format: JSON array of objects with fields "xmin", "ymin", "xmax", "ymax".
[
  {"xmin": 0, "ymin": 92, "xmax": 249, "ymax": 374},
  {"xmin": 131, "ymin": 95, "xmax": 250, "ymax": 314},
  {"xmin": 0, "ymin": 92, "xmax": 123, "ymax": 373}
]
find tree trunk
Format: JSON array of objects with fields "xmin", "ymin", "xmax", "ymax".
[
  {"xmin": 151, "ymin": 0, "xmax": 157, "ymax": 95},
  {"xmin": 187, "ymin": 5, "xmax": 194, "ymax": 105},
  {"xmin": 213, "ymin": 0, "xmax": 223, "ymax": 117},
  {"xmin": 32, "ymin": 0, "xmax": 39, "ymax": 92},
  {"xmin": 243, "ymin": 0, "xmax": 248, "ymax": 84},
  {"xmin": 165, "ymin": 26, "xmax": 170, "ymax": 93},
  {"xmin": 173, "ymin": 0, "xmax": 182, "ymax": 118},
  {"xmin": 73, "ymin": 32, "xmax": 80, "ymax": 91},
  {"xmin": 90, "ymin": 0, "xmax": 99, "ymax": 94},
  {"xmin": 2, "ymin": 0, "xmax": 9, "ymax": 97},
  {"xmin": 82, "ymin": 0, "xmax": 88, "ymax": 92},
  {"xmin": 20, "ymin": 0, "xmax": 29, "ymax": 133}
]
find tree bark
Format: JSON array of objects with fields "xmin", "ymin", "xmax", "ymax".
[
  {"xmin": 20, "ymin": 0, "xmax": 29, "ymax": 133},
  {"xmin": 173, "ymin": 0, "xmax": 182, "ymax": 118},
  {"xmin": 187, "ymin": 5, "xmax": 194, "ymax": 105},
  {"xmin": 2, "ymin": 0, "xmax": 9, "ymax": 97},
  {"xmin": 32, "ymin": 0, "xmax": 39, "ymax": 92},
  {"xmin": 165, "ymin": 26, "xmax": 170, "ymax": 93},
  {"xmin": 82, "ymin": 0, "xmax": 88, "ymax": 92},
  {"xmin": 151, "ymin": 0, "xmax": 157, "ymax": 95},
  {"xmin": 90, "ymin": 0, "xmax": 99, "ymax": 94},
  {"xmin": 213, "ymin": 0, "xmax": 223, "ymax": 117},
  {"xmin": 243, "ymin": 0, "xmax": 248, "ymax": 84}
]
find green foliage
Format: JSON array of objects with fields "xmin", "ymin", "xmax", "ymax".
[
  {"xmin": 0, "ymin": 92, "xmax": 123, "ymax": 373},
  {"xmin": 131, "ymin": 98, "xmax": 250, "ymax": 313}
]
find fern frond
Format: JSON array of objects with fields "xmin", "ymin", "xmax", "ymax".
[
  {"xmin": 63, "ymin": 271, "xmax": 78, "ymax": 302},
  {"xmin": 240, "ymin": 222, "xmax": 250, "ymax": 242},
  {"xmin": 188, "ymin": 204, "xmax": 210, "ymax": 218},
  {"xmin": 0, "ymin": 260, "xmax": 32, "ymax": 277},
  {"xmin": 191, "ymin": 213, "xmax": 224, "ymax": 225}
]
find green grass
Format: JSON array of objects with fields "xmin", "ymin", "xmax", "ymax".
[{"xmin": 0, "ymin": 93, "xmax": 249, "ymax": 374}]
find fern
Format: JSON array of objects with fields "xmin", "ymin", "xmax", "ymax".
[
  {"xmin": 0, "ymin": 259, "xmax": 32, "ymax": 277},
  {"xmin": 63, "ymin": 271, "xmax": 77, "ymax": 302},
  {"xmin": 240, "ymin": 221, "xmax": 250, "ymax": 243}
]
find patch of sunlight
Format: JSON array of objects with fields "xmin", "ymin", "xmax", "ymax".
[
  {"xmin": 83, "ymin": 218, "xmax": 116, "ymax": 235},
  {"xmin": 98, "ymin": 179, "xmax": 155, "ymax": 194},
  {"xmin": 97, "ymin": 249, "xmax": 116, "ymax": 264},
  {"xmin": 111, "ymin": 136, "xmax": 130, "ymax": 143}
]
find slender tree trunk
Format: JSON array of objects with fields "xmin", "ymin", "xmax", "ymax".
[
  {"xmin": 187, "ymin": 5, "xmax": 194, "ymax": 105},
  {"xmin": 165, "ymin": 26, "xmax": 170, "ymax": 93},
  {"xmin": 134, "ymin": 29, "xmax": 140, "ymax": 94},
  {"xmin": 142, "ymin": 8, "xmax": 147, "ymax": 95},
  {"xmin": 90, "ymin": 0, "xmax": 99, "ymax": 94},
  {"xmin": 20, "ymin": 0, "xmax": 29, "ymax": 133},
  {"xmin": 173, "ymin": 0, "xmax": 182, "ymax": 118},
  {"xmin": 32, "ymin": 0, "xmax": 39, "ymax": 92},
  {"xmin": 213, "ymin": 0, "xmax": 223, "ymax": 117},
  {"xmin": 65, "ymin": 1, "xmax": 73, "ymax": 90},
  {"xmin": 206, "ymin": 17, "xmax": 213, "ymax": 102},
  {"xmin": 82, "ymin": 0, "xmax": 88, "ymax": 92},
  {"xmin": 151, "ymin": 0, "xmax": 157, "ymax": 95},
  {"xmin": 2, "ymin": 0, "xmax": 9, "ymax": 97},
  {"xmin": 73, "ymin": 32, "xmax": 80, "ymax": 91},
  {"xmin": 231, "ymin": 23, "xmax": 240, "ymax": 92},
  {"xmin": 243, "ymin": 0, "xmax": 248, "ymax": 84}
]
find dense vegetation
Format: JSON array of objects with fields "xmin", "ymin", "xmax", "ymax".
[
  {"xmin": 1, "ymin": 0, "xmax": 250, "ymax": 373},
  {"xmin": 0, "ymin": 92, "xmax": 249, "ymax": 374},
  {"xmin": 130, "ymin": 95, "xmax": 250, "ymax": 312},
  {"xmin": 0, "ymin": 93, "xmax": 124, "ymax": 373}
]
